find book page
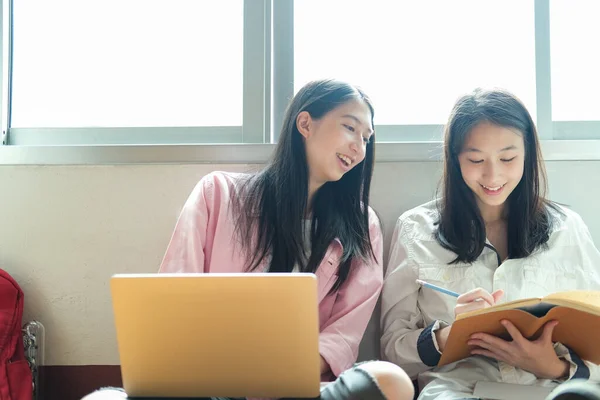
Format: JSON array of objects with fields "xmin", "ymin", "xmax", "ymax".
[{"xmin": 543, "ymin": 290, "xmax": 600, "ymax": 315}]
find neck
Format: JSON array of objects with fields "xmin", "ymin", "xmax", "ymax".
[
  {"xmin": 307, "ymin": 178, "xmax": 324, "ymax": 216},
  {"xmin": 478, "ymin": 200, "xmax": 506, "ymax": 224}
]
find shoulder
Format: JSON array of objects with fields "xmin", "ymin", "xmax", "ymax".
[
  {"xmin": 390, "ymin": 200, "xmax": 462, "ymax": 266},
  {"xmin": 531, "ymin": 203, "xmax": 600, "ymax": 284},
  {"xmin": 184, "ymin": 171, "xmax": 251, "ymax": 210},
  {"xmin": 366, "ymin": 206, "xmax": 382, "ymax": 232},
  {"xmin": 194, "ymin": 171, "xmax": 249, "ymax": 198},
  {"xmin": 395, "ymin": 200, "xmax": 440, "ymax": 241},
  {"xmin": 199, "ymin": 171, "xmax": 248, "ymax": 190},
  {"xmin": 547, "ymin": 203, "xmax": 591, "ymax": 242},
  {"xmin": 551, "ymin": 203, "xmax": 586, "ymax": 227}
]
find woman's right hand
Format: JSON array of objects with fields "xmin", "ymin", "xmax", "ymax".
[
  {"xmin": 435, "ymin": 287, "xmax": 504, "ymax": 352},
  {"xmin": 455, "ymin": 287, "xmax": 504, "ymax": 317}
]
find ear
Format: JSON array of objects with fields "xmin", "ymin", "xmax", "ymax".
[{"xmin": 296, "ymin": 111, "xmax": 313, "ymax": 139}]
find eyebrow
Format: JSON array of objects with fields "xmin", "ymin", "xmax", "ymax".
[
  {"xmin": 464, "ymin": 145, "xmax": 518, "ymax": 153},
  {"xmin": 342, "ymin": 114, "xmax": 374, "ymax": 135}
]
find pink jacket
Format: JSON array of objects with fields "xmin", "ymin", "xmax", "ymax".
[{"xmin": 159, "ymin": 171, "xmax": 383, "ymax": 379}]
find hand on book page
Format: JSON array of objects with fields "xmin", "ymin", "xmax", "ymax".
[
  {"xmin": 436, "ymin": 287, "xmax": 504, "ymax": 352},
  {"xmin": 468, "ymin": 319, "xmax": 570, "ymax": 379},
  {"xmin": 439, "ymin": 290, "xmax": 600, "ymax": 367},
  {"xmin": 454, "ymin": 287, "xmax": 505, "ymax": 317}
]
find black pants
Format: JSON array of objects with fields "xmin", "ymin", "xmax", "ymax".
[{"xmin": 89, "ymin": 365, "xmax": 386, "ymax": 400}]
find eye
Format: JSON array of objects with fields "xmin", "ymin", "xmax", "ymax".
[
  {"xmin": 501, "ymin": 156, "xmax": 517, "ymax": 163},
  {"xmin": 343, "ymin": 124, "xmax": 355, "ymax": 132},
  {"xmin": 468, "ymin": 159, "xmax": 484, "ymax": 164},
  {"xmin": 362, "ymin": 136, "xmax": 371, "ymax": 145}
]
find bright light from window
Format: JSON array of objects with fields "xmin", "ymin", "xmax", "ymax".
[
  {"xmin": 550, "ymin": 0, "xmax": 600, "ymax": 121},
  {"xmin": 295, "ymin": 0, "xmax": 537, "ymax": 125},
  {"xmin": 11, "ymin": 0, "xmax": 243, "ymax": 128}
]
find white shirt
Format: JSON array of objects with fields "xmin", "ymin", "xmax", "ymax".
[{"xmin": 381, "ymin": 200, "xmax": 600, "ymax": 399}]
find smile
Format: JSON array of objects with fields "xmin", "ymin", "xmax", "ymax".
[
  {"xmin": 479, "ymin": 183, "xmax": 506, "ymax": 195},
  {"xmin": 336, "ymin": 153, "xmax": 353, "ymax": 167},
  {"xmin": 480, "ymin": 183, "xmax": 505, "ymax": 191}
]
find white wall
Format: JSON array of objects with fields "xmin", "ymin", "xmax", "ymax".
[{"xmin": 1, "ymin": 160, "xmax": 597, "ymax": 365}]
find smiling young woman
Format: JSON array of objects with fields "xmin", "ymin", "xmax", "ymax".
[{"xmin": 381, "ymin": 88, "xmax": 600, "ymax": 400}]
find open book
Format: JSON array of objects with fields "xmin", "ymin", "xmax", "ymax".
[{"xmin": 438, "ymin": 290, "xmax": 600, "ymax": 367}]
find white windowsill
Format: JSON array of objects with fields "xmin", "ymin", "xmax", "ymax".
[{"xmin": 0, "ymin": 140, "xmax": 599, "ymax": 165}]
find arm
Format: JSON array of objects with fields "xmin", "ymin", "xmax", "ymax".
[
  {"xmin": 318, "ymin": 209, "xmax": 384, "ymax": 377},
  {"xmin": 469, "ymin": 320, "xmax": 600, "ymax": 382},
  {"xmin": 555, "ymin": 211, "xmax": 600, "ymax": 382},
  {"xmin": 470, "ymin": 209, "xmax": 600, "ymax": 382},
  {"xmin": 158, "ymin": 176, "xmax": 212, "ymax": 273},
  {"xmin": 554, "ymin": 343, "xmax": 600, "ymax": 382},
  {"xmin": 380, "ymin": 217, "xmax": 442, "ymax": 379}
]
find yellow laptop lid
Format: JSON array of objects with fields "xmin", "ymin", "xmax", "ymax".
[{"xmin": 111, "ymin": 273, "xmax": 320, "ymax": 398}]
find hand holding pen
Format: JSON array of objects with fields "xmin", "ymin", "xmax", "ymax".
[
  {"xmin": 416, "ymin": 280, "xmax": 566, "ymax": 376},
  {"xmin": 416, "ymin": 279, "xmax": 504, "ymax": 352}
]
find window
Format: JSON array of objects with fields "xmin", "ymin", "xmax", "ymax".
[
  {"xmin": 12, "ymin": 0, "xmax": 243, "ymax": 128},
  {"xmin": 7, "ymin": 0, "xmax": 248, "ymax": 144},
  {"xmin": 1, "ymin": 0, "xmax": 598, "ymax": 152},
  {"xmin": 294, "ymin": 0, "xmax": 537, "ymax": 127},
  {"xmin": 550, "ymin": 0, "xmax": 600, "ymax": 122}
]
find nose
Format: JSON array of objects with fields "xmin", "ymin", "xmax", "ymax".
[
  {"xmin": 349, "ymin": 136, "xmax": 365, "ymax": 159},
  {"xmin": 482, "ymin": 160, "xmax": 500, "ymax": 181}
]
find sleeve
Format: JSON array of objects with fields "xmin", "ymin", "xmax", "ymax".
[
  {"xmin": 380, "ymin": 217, "xmax": 446, "ymax": 379},
  {"xmin": 158, "ymin": 175, "xmax": 213, "ymax": 273},
  {"xmin": 570, "ymin": 211, "xmax": 600, "ymax": 288},
  {"xmin": 318, "ymin": 208, "xmax": 384, "ymax": 377},
  {"xmin": 551, "ymin": 211, "xmax": 600, "ymax": 383},
  {"xmin": 554, "ymin": 343, "xmax": 600, "ymax": 382}
]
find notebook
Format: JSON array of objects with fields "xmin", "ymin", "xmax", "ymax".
[{"xmin": 439, "ymin": 290, "xmax": 600, "ymax": 367}]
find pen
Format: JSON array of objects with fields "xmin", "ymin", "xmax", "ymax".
[{"xmin": 415, "ymin": 279, "xmax": 460, "ymax": 298}]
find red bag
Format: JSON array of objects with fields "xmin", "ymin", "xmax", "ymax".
[{"xmin": 0, "ymin": 269, "xmax": 33, "ymax": 400}]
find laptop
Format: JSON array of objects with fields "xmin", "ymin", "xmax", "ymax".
[{"xmin": 110, "ymin": 273, "xmax": 321, "ymax": 398}]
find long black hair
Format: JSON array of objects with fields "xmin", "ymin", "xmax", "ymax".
[
  {"xmin": 435, "ymin": 88, "xmax": 559, "ymax": 263},
  {"xmin": 231, "ymin": 79, "xmax": 377, "ymax": 291}
]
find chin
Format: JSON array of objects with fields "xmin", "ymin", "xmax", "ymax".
[
  {"xmin": 478, "ymin": 193, "xmax": 510, "ymax": 207},
  {"xmin": 326, "ymin": 171, "xmax": 345, "ymax": 182},
  {"xmin": 483, "ymin": 198, "xmax": 508, "ymax": 207}
]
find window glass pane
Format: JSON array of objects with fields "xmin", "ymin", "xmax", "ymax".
[
  {"xmin": 294, "ymin": 0, "xmax": 537, "ymax": 125},
  {"xmin": 11, "ymin": 0, "xmax": 243, "ymax": 128},
  {"xmin": 550, "ymin": 0, "xmax": 600, "ymax": 121}
]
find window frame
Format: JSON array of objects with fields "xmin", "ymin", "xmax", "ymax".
[
  {"xmin": 0, "ymin": 0, "xmax": 598, "ymax": 165},
  {"xmin": 1, "ymin": 0, "xmax": 270, "ymax": 146}
]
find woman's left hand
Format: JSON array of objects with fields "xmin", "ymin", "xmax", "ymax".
[{"xmin": 468, "ymin": 319, "xmax": 570, "ymax": 379}]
